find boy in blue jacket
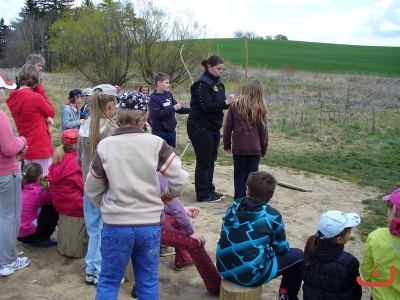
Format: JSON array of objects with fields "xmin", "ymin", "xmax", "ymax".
[
  {"xmin": 216, "ymin": 171, "xmax": 303, "ymax": 300},
  {"xmin": 149, "ymin": 72, "xmax": 190, "ymax": 147}
]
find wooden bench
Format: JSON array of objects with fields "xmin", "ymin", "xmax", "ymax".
[
  {"xmin": 220, "ymin": 278, "xmax": 262, "ymax": 300},
  {"xmin": 57, "ymin": 214, "xmax": 88, "ymax": 258}
]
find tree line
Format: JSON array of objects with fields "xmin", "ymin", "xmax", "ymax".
[
  {"xmin": 233, "ymin": 30, "xmax": 288, "ymax": 40},
  {"xmin": 0, "ymin": 0, "xmax": 209, "ymax": 85}
]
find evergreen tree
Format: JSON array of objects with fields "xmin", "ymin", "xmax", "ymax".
[{"xmin": 0, "ymin": 18, "xmax": 10, "ymax": 59}]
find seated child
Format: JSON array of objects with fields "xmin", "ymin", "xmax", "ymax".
[
  {"xmin": 18, "ymin": 162, "xmax": 59, "ymax": 247},
  {"xmin": 85, "ymin": 90, "xmax": 189, "ymax": 300},
  {"xmin": 47, "ymin": 129, "xmax": 84, "ymax": 218},
  {"xmin": 62, "ymin": 89, "xmax": 86, "ymax": 131},
  {"xmin": 302, "ymin": 210, "xmax": 362, "ymax": 300},
  {"xmin": 361, "ymin": 189, "xmax": 400, "ymax": 300},
  {"xmin": 216, "ymin": 171, "xmax": 303, "ymax": 300}
]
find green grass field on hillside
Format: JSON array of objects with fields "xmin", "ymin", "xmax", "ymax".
[{"xmin": 209, "ymin": 39, "xmax": 400, "ymax": 76}]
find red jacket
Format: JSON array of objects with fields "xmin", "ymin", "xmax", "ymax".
[
  {"xmin": 47, "ymin": 150, "xmax": 84, "ymax": 217},
  {"xmin": 7, "ymin": 87, "xmax": 55, "ymax": 160}
]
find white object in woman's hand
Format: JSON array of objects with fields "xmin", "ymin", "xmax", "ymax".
[{"xmin": 226, "ymin": 94, "xmax": 236, "ymax": 105}]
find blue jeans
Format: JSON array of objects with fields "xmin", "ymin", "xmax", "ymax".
[
  {"xmin": 96, "ymin": 224, "xmax": 160, "ymax": 300},
  {"xmin": 83, "ymin": 193, "xmax": 103, "ymax": 276},
  {"xmin": 152, "ymin": 129, "xmax": 176, "ymax": 148}
]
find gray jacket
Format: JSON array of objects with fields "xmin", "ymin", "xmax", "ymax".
[{"xmin": 61, "ymin": 104, "xmax": 80, "ymax": 131}]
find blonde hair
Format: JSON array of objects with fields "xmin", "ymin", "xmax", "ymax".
[
  {"xmin": 234, "ymin": 79, "xmax": 267, "ymax": 127},
  {"xmin": 89, "ymin": 91, "xmax": 116, "ymax": 158},
  {"xmin": 53, "ymin": 145, "xmax": 76, "ymax": 164},
  {"xmin": 117, "ymin": 109, "xmax": 147, "ymax": 127}
]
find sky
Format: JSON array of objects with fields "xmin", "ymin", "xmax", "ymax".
[{"xmin": 1, "ymin": 0, "xmax": 400, "ymax": 46}]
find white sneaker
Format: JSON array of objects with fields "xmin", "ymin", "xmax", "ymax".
[
  {"xmin": 6, "ymin": 257, "xmax": 30, "ymax": 270},
  {"xmin": 0, "ymin": 265, "xmax": 14, "ymax": 276}
]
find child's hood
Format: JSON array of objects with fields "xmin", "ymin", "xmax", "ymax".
[
  {"xmin": 390, "ymin": 217, "xmax": 400, "ymax": 237},
  {"xmin": 23, "ymin": 182, "xmax": 42, "ymax": 193},
  {"xmin": 233, "ymin": 197, "xmax": 266, "ymax": 224},
  {"xmin": 47, "ymin": 151, "xmax": 80, "ymax": 183}
]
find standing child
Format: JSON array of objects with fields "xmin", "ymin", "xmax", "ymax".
[
  {"xmin": 302, "ymin": 210, "xmax": 362, "ymax": 300},
  {"xmin": 149, "ymin": 72, "xmax": 190, "ymax": 148},
  {"xmin": 61, "ymin": 89, "xmax": 86, "ymax": 131},
  {"xmin": 18, "ymin": 162, "xmax": 59, "ymax": 247},
  {"xmin": 77, "ymin": 84, "xmax": 119, "ymax": 286},
  {"xmin": 47, "ymin": 129, "xmax": 84, "ymax": 218},
  {"xmin": 0, "ymin": 74, "xmax": 30, "ymax": 277},
  {"xmin": 80, "ymin": 88, "xmax": 93, "ymax": 119},
  {"xmin": 223, "ymin": 79, "xmax": 268, "ymax": 199},
  {"xmin": 85, "ymin": 91, "xmax": 189, "ymax": 300},
  {"xmin": 361, "ymin": 189, "xmax": 400, "ymax": 300},
  {"xmin": 216, "ymin": 171, "xmax": 303, "ymax": 300}
]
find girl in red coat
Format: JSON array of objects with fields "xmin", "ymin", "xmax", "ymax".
[{"xmin": 47, "ymin": 129, "xmax": 84, "ymax": 218}]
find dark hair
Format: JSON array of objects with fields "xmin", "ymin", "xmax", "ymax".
[
  {"xmin": 304, "ymin": 227, "xmax": 352, "ymax": 265},
  {"xmin": 68, "ymin": 89, "xmax": 83, "ymax": 103},
  {"xmin": 17, "ymin": 64, "xmax": 40, "ymax": 88},
  {"xmin": 154, "ymin": 72, "xmax": 170, "ymax": 86},
  {"xmin": 246, "ymin": 171, "xmax": 276, "ymax": 203},
  {"xmin": 22, "ymin": 162, "xmax": 42, "ymax": 189},
  {"xmin": 201, "ymin": 55, "xmax": 224, "ymax": 68}
]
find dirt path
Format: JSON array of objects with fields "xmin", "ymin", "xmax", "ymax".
[{"xmin": 1, "ymin": 164, "xmax": 379, "ymax": 299}]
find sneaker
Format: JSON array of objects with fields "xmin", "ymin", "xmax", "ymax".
[
  {"xmin": 93, "ymin": 275, "xmax": 99, "ymax": 286},
  {"xmin": 5, "ymin": 257, "xmax": 30, "ymax": 271},
  {"xmin": 197, "ymin": 194, "xmax": 222, "ymax": 203},
  {"xmin": 31, "ymin": 238, "xmax": 57, "ymax": 248},
  {"xmin": 213, "ymin": 191, "xmax": 225, "ymax": 199},
  {"xmin": 160, "ymin": 246, "xmax": 175, "ymax": 257},
  {"xmin": 174, "ymin": 261, "xmax": 194, "ymax": 271},
  {"xmin": 85, "ymin": 273, "xmax": 95, "ymax": 285},
  {"xmin": 0, "ymin": 265, "xmax": 14, "ymax": 276}
]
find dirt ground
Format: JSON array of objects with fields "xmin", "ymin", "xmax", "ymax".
[{"xmin": 1, "ymin": 163, "xmax": 379, "ymax": 300}]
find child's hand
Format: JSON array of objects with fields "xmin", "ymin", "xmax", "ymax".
[
  {"xmin": 185, "ymin": 206, "xmax": 200, "ymax": 218},
  {"xmin": 21, "ymin": 145, "xmax": 28, "ymax": 154},
  {"xmin": 225, "ymin": 94, "xmax": 237, "ymax": 105},
  {"xmin": 46, "ymin": 117, "xmax": 54, "ymax": 126},
  {"xmin": 174, "ymin": 103, "xmax": 182, "ymax": 111},
  {"xmin": 189, "ymin": 232, "xmax": 206, "ymax": 247}
]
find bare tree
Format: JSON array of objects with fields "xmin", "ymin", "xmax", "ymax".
[{"xmin": 133, "ymin": 1, "xmax": 209, "ymax": 85}]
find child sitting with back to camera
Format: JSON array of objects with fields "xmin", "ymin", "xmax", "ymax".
[
  {"xmin": 47, "ymin": 129, "xmax": 84, "ymax": 218},
  {"xmin": 216, "ymin": 171, "xmax": 303, "ymax": 300},
  {"xmin": 17, "ymin": 162, "xmax": 59, "ymax": 247},
  {"xmin": 302, "ymin": 210, "xmax": 362, "ymax": 300}
]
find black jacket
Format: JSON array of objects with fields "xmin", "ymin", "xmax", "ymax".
[
  {"xmin": 186, "ymin": 71, "xmax": 229, "ymax": 133},
  {"xmin": 302, "ymin": 242, "xmax": 362, "ymax": 300}
]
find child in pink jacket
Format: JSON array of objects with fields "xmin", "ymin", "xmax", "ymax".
[{"xmin": 18, "ymin": 162, "xmax": 59, "ymax": 247}]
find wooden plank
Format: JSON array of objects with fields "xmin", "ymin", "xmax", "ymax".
[{"xmin": 277, "ymin": 181, "xmax": 312, "ymax": 192}]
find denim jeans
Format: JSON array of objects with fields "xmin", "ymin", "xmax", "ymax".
[
  {"xmin": 0, "ymin": 172, "xmax": 22, "ymax": 265},
  {"xmin": 83, "ymin": 193, "xmax": 103, "ymax": 276},
  {"xmin": 96, "ymin": 224, "xmax": 160, "ymax": 300}
]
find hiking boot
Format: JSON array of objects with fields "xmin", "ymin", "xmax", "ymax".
[
  {"xmin": 160, "ymin": 246, "xmax": 175, "ymax": 257},
  {"xmin": 197, "ymin": 194, "xmax": 222, "ymax": 203},
  {"xmin": 0, "ymin": 265, "xmax": 14, "ymax": 276},
  {"xmin": 174, "ymin": 261, "xmax": 194, "ymax": 271},
  {"xmin": 5, "ymin": 257, "xmax": 30, "ymax": 271}
]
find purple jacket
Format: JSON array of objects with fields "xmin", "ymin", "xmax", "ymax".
[{"xmin": 158, "ymin": 172, "xmax": 194, "ymax": 236}]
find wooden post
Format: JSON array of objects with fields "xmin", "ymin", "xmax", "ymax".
[
  {"xmin": 220, "ymin": 279, "xmax": 262, "ymax": 300},
  {"xmin": 57, "ymin": 214, "xmax": 88, "ymax": 258}
]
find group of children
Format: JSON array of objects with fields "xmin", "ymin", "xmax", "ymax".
[{"xmin": 1, "ymin": 56, "xmax": 399, "ymax": 300}]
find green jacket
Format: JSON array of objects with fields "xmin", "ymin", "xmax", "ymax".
[{"xmin": 361, "ymin": 227, "xmax": 400, "ymax": 300}]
